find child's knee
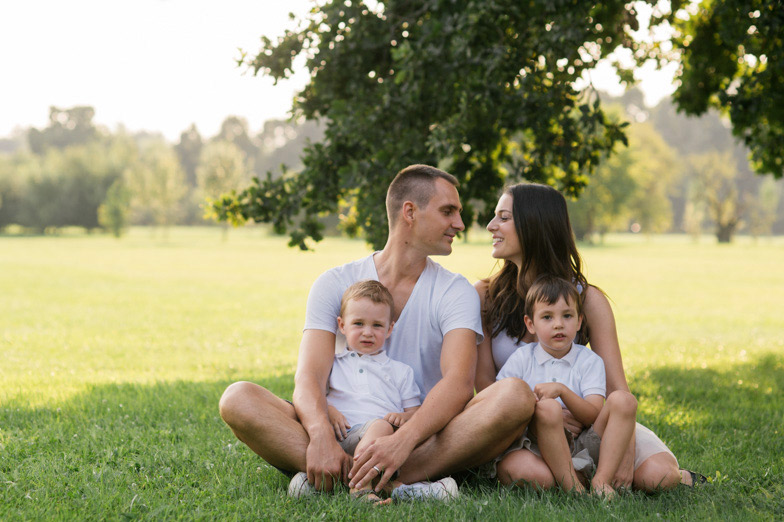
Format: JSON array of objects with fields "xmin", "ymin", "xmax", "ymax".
[
  {"xmin": 534, "ymin": 399, "xmax": 563, "ymax": 427},
  {"xmin": 370, "ymin": 418, "xmax": 395, "ymax": 435}
]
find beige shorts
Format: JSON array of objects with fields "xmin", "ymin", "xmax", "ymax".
[{"xmin": 480, "ymin": 421, "xmax": 676, "ymax": 479}]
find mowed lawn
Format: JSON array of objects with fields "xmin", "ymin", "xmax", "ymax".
[{"xmin": 1, "ymin": 228, "xmax": 782, "ymax": 520}]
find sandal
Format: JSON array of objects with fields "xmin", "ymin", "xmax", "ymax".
[
  {"xmin": 680, "ymin": 469, "xmax": 708, "ymax": 488},
  {"xmin": 351, "ymin": 489, "xmax": 389, "ymax": 505}
]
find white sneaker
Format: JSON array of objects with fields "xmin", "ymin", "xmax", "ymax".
[
  {"xmin": 391, "ymin": 477, "xmax": 458, "ymax": 501},
  {"xmin": 287, "ymin": 472, "xmax": 317, "ymax": 498}
]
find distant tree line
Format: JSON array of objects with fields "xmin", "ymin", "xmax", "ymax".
[
  {"xmin": 0, "ymin": 106, "xmax": 322, "ymax": 237},
  {"xmin": 1, "ymin": 99, "xmax": 781, "ymax": 243},
  {"xmin": 567, "ymin": 89, "xmax": 784, "ymax": 243}
]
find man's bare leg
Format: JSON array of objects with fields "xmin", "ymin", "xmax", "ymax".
[
  {"xmin": 219, "ymin": 381, "xmax": 308, "ymax": 472},
  {"xmin": 396, "ymin": 378, "xmax": 535, "ymax": 483}
]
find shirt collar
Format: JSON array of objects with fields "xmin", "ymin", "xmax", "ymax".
[
  {"xmin": 533, "ymin": 342, "xmax": 578, "ymax": 366},
  {"xmin": 336, "ymin": 346, "xmax": 389, "ymax": 363}
]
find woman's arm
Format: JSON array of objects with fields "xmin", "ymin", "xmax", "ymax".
[
  {"xmin": 583, "ymin": 285, "xmax": 630, "ymax": 394},
  {"xmin": 474, "ymin": 280, "xmax": 497, "ymax": 392}
]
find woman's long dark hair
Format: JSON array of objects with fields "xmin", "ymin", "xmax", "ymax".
[{"xmin": 482, "ymin": 183, "xmax": 590, "ymax": 344}]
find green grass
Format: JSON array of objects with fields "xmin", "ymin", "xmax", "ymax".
[{"xmin": 1, "ymin": 227, "xmax": 782, "ymax": 520}]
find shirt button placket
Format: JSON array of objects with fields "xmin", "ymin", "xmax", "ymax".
[{"xmin": 358, "ymin": 361, "xmax": 369, "ymax": 387}]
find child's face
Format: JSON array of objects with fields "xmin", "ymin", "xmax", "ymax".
[
  {"xmin": 337, "ymin": 297, "xmax": 394, "ymax": 355},
  {"xmin": 524, "ymin": 295, "xmax": 582, "ymax": 358}
]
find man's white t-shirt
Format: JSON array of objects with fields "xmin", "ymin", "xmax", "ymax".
[
  {"xmin": 326, "ymin": 348, "xmax": 421, "ymax": 426},
  {"xmin": 496, "ymin": 342, "xmax": 606, "ymax": 408},
  {"xmin": 304, "ymin": 253, "xmax": 483, "ymax": 401}
]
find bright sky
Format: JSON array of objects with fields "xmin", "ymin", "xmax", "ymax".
[{"xmin": 0, "ymin": 0, "xmax": 676, "ymax": 142}]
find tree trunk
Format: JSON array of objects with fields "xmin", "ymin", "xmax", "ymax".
[{"xmin": 716, "ymin": 222, "xmax": 736, "ymax": 243}]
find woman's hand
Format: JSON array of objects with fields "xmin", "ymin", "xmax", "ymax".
[{"xmin": 327, "ymin": 405, "xmax": 350, "ymax": 441}]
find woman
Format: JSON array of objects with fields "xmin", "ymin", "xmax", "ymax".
[{"xmin": 475, "ymin": 183, "xmax": 698, "ymax": 492}]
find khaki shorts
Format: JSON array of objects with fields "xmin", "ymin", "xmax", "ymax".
[{"xmin": 480, "ymin": 421, "xmax": 676, "ymax": 479}]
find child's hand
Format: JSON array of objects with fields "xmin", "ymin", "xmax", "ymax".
[
  {"xmin": 327, "ymin": 405, "xmax": 350, "ymax": 440},
  {"xmin": 383, "ymin": 411, "xmax": 408, "ymax": 427},
  {"xmin": 534, "ymin": 382, "xmax": 565, "ymax": 400}
]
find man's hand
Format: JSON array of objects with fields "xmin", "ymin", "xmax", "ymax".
[
  {"xmin": 348, "ymin": 432, "xmax": 416, "ymax": 492},
  {"xmin": 534, "ymin": 382, "xmax": 565, "ymax": 401},
  {"xmin": 327, "ymin": 405, "xmax": 351, "ymax": 440},
  {"xmin": 613, "ymin": 434, "xmax": 635, "ymax": 489},
  {"xmin": 383, "ymin": 410, "xmax": 413, "ymax": 427},
  {"xmin": 305, "ymin": 429, "xmax": 352, "ymax": 491}
]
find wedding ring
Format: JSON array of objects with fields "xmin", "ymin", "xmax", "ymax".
[{"xmin": 373, "ymin": 465, "xmax": 382, "ymax": 474}]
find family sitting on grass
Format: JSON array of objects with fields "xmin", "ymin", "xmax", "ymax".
[{"xmin": 219, "ymin": 165, "xmax": 706, "ymax": 504}]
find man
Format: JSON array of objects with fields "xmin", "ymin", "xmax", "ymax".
[{"xmin": 219, "ymin": 164, "xmax": 535, "ymax": 495}]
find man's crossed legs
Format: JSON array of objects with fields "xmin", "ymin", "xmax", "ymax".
[{"xmin": 219, "ymin": 377, "xmax": 535, "ymax": 492}]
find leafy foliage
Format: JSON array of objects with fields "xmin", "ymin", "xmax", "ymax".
[
  {"xmin": 650, "ymin": 0, "xmax": 784, "ymax": 178},
  {"xmin": 28, "ymin": 106, "xmax": 98, "ymax": 155},
  {"xmin": 124, "ymin": 142, "xmax": 187, "ymax": 230},
  {"xmin": 98, "ymin": 179, "xmax": 132, "ymax": 238},
  {"xmin": 688, "ymin": 151, "xmax": 743, "ymax": 243},
  {"xmin": 216, "ymin": 0, "xmax": 644, "ymax": 249}
]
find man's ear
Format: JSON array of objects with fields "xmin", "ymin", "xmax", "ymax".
[
  {"xmin": 524, "ymin": 315, "xmax": 536, "ymax": 335},
  {"xmin": 401, "ymin": 201, "xmax": 416, "ymax": 225}
]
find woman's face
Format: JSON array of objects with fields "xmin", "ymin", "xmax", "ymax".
[{"xmin": 487, "ymin": 193, "xmax": 522, "ymax": 265}]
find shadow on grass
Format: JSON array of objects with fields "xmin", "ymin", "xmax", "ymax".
[
  {"xmin": 2, "ymin": 357, "xmax": 783, "ymax": 519},
  {"xmin": 629, "ymin": 351, "xmax": 784, "ymax": 500},
  {"xmin": 0, "ymin": 374, "xmax": 297, "ymax": 519}
]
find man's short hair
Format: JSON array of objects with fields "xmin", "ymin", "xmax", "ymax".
[
  {"xmin": 386, "ymin": 164, "xmax": 459, "ymax": 226},
  {"xmin": 524, "ymin": 274, "xmax": 583, "ymax": 318},
  {"xmin": 340, "ymin": 280, "xmax": 395, "ymax": 322}
]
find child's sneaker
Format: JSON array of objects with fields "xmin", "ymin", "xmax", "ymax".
[
  {"xmin": 391, "ymin": 477, "xmax": 458, "ymax": 501},
  {"xmin": 287, "ymin": 472, "xmax": 317, "ymax": 498}
]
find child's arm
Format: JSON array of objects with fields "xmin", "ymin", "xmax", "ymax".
[
  {"xmin": 533, "ymin": 383, "xmax": 603, "ymax": 427},
  {"xmin": 327, "ymin": 404, "xmax": 351, "ymax": 441},
  {"xmin": 384, "ymin": 406, "xmax": 420, "ymax": 427}
]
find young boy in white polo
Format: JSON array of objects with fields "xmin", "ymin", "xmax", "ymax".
[
  {"xmin": 496, "ymin": 275, "xmax": 636, "ymax": 498},
  {"xmin": 288, "ymin": 279, "xmax": 458, "ymax": 503}
]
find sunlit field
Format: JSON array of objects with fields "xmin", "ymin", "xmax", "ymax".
[{"xmin": 1, "ymin": 227, "xmax": 782, "ymax": 520}]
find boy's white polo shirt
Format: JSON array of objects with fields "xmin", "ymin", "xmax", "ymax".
[
  {"xmin": 327, "ymin": 347, "xmax": 421, "ymax": 427},
  {"xmin": 496, "ymin": 342, "xmax": 606, "ymax": 408}
]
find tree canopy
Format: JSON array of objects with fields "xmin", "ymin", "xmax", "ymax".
[
  {"xmin": 651, "ymin": 0, "xmax": 784, "ymax": 179},
  {"xmin": 215, "ymin": 0, "xmax": 644, "ymax": 249},
  {"xmin": 212, "ymin": 1, "xmax": 782, "ymax": 249}
]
